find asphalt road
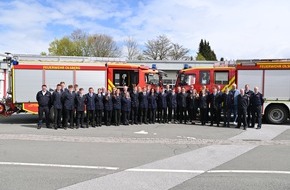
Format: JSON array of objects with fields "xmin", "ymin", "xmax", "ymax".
[{"xmin": 0, "ymin": 114, "xmax": 290, "ymax": 190}]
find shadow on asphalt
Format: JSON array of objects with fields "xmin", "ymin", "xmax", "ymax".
[{"xmin": 0, "ymin": 114, "xmax": 38, "ymax": 124}]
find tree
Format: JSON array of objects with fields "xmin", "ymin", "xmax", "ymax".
[
  {"xmin": 196, "ymin": 52, "xmax": 206, "ymax": 60},
  {"xmin": 48, "ymin": 30, "xmax": 121, "ymax": 57},
  {"xmin": 70, "ymin": 29, "xmax": 89, "ymax": 56},
  {"xmin": 143, "ymin": 35, "xmax": 172, "ymax": 60},
  {"xmin": 88, "ymin": 34, "xmax": 121, "ymax": 57},
  {"xmin": 40, "ymin": 52, "xmax": 47, "ymax": 56},
  {"xmin": 168, "ymin": 43, "xmax": 189, "ymax": 60},
  {"xmin": 197, "ymin": 39, "xmax": 217, "ymax": 61},
  {"xmin": 48, "ymin": 37, "xmax": 77, "ymax": 56},
  {"xmin": 124, "ymin": 37, "xmax": 139, "ymax": 60}
]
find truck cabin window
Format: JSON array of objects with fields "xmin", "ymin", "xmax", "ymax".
[
  {"xmin": 146, "ymin": 73, "xmax": 159, "ymax": 85},
  {"xmin": 215, "ymin": 71, "xmax": 229, "ymax": 85},
  {"xmin": 179, "ymin": 74, "xmax": 196, "ymax": 85},
  {"xmin": 200, "ymin": 71, "xmax": 210, "ymax": 85}
]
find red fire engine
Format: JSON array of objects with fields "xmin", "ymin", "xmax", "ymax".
[
  {"xmin": 0, "ymin": 54, "xmax": 164, "ymax": 116},
  {"xmin": 175, "ymin": 60, "xmax": 290, "ymax": 124}
]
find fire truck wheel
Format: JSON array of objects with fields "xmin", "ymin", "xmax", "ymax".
[
  {"xmin": 49, "ymin": 107, "xmax": 54, "ymax": 122},
  {"xmin": 0, "ymin": 103, "xmax": 5, "ymax": 114},
  {"xmin": 265, "ymin": 104, "xmax": 288, "ymax": 124}
]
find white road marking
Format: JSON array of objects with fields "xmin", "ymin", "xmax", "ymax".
[
  {"xmin": 134, "ymin": 130, "xmax": 148, "ymax": 134},
  {"xmin": 208, "ymin": 170, "xmax": 290, "ymax": 175},
  {"xmin": 0, "ymin": 162, "xmax": 119, "ymax": 170},
  {"xmin": 1, "ymin": 161, "xmax": 290, "ymax": 176},
  {"xmin": 126, "ymin": 168, "xmax": 205, "ymax": 173}
]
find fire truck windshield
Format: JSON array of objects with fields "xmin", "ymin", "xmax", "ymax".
[
  {"xmin": 178, "ymin": 73, "xmax": 196, "ymax": 86},
  {"xmin": 146, "ymin": 73, "xmax": 160, "ymax": 85}
]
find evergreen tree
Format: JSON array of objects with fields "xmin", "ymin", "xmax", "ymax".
[{"xmin": 197, "ymin": 39, "xmax": 217, "ymax": 61}]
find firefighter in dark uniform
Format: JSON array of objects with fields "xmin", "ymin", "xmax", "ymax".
[
  {"xmin": 237, "ymin": 88, "xmax": 249, "ymax": 130},
  {"xmin": 130, "ymin": 86, "xmax": 139, "ymax": 125},
  {"xmin": 222, "ymin": 87, "xmax": 233, "ymax": 127},
  {"xmin": 178, "ymin": 87, "xmax": 188, "ymax": 124},
  {"xmin": 104, "ymin": 89, "xmax": 113, "ymax": 126},
  {"xmin": 168, "ymin": 89, "xmax": 177, "ymax": 123},
  {"xmin": 51, "ymin": 84, "xmax": 63, "ymax": 130},
  {"xmin": 155, "ymin": 86, "xmax": 162, "ymax": 123},
  {"xmin": 209, "ymin": 87, "xmax": 222, "ymax": 127},
  {"xmin": 85, "ymin": 87, "xmax": 96, "ymax": 128},
  {"xmin": 61, "ymin": 85, "xmax": 76, "ymax": 129},
  {"xmin": 148, "ymin": 88, "xmax": 157, "ymax": 124},
  {"xmin": 139, "ymin": 87, "xmax": 149, "ymax": 124},
  {"xmin": 251, "ymin": 87, "xmax": 264, "ymax": 129},
  {"xmin": 187, "ymin": 89, "xmax": 198, "ymax": 124},
  {"xmin": 75, "ymin": 88, "xmax": 86, "ymax": 129},
  {"xmin": 176, "ymin": 86, "xmax": 182, "ymax": 122},
  {"xmin": 95, "ymin": 88, "xmax": 104, "ymax": 127},
  {"xmin": 159, "ymin": 89, "xmax": 168, "ymax": 123},
  {"xmin": 199, "ymin": 89, "xmax": 208, "ymax": 125},
  {"xmin": 113, "ymin": 89, "xmax": 122, "ymax": 126},
  {"xmin": 245, "ymin": 84, "xmax": 254, "ymax": 127},
  {"xmin": 121, "ymin": 92, "xmax": 131, "ymax": 125},
  {"xmin": 36, "ymin": 84, "xmax": 52, "ymax": 129}
]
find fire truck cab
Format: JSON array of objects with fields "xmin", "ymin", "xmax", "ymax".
[
  {"xmin": 0, "ymin": 54, "xmax": 164, "ymax": 116},
  {"xmin": 175, "ymin": 63, "xmax": 236, "ymax": 92}
]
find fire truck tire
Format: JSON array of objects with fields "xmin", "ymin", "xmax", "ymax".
[
  {"xmin": 265, "ymin": 104, "xmax": 288, "ymax": 124},
  {"xmin": 49, "ymin": 107, "xmax": 54, "ymax": 122},
  {"xmin": 0, "ymin": 103, "xmax": 5, "ymax": 114}
]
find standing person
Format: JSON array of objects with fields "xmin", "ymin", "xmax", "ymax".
[
  {"xmin": 60, "ymin": 81, "xmax": 67, "ymax": 126},
  {"xmin": 73, "ymin": 84, "xmax": 79, "ymax": 124},
  {"xmin": 51, "ymin": 84, "xmax": 63, "ymax": 130},
  {"xmin": 121, "ymin": 92, "xmax": 131, "ymax": 125},
  {"xmin": 230, "ymin": 84, "xmax": 240, "ymax": 125},
  {"xmin": 199, "ymin": 90, "xmax": 208, "ymax": 125},
  {"xmin": 179, "ymin": 87, "xmax": 188, "ymax": 124},
  {"xmin": 199, "ymin": 85, "xmax": 210, "ymax": 123},
  {"xmin": 237, "ymin": 88, "xmax": 249, "ymax": 130},
  {"xmin": 168, "ymin": 89, "xmax": 177, "ymax": 124},
  {"xmin": 104, "ymin": 90, "xmax": 113, "ymax": 126},
  {"xmin": 139, "ymin": 87, "xmax": 149, "ymax": 124},
  {"xmin": 251, "ymin": 87, "xmax": 264, "ymax": 129},
  {"xmin": 75, "ymin": 88, "xmax": 86, "ymax": 129},
  {"xmin": 245, "ymin": 84, "xmax": 254, "ymax": 127},
  {"xmin": 85, "ymin": 87, "xmax": 96, "ymax": 128},
  {"xmin": 209, "ymin": 87, "xmax": 222, "ymax": 127},
  {"xmin": 95, "ymin": 88, "xmax": 104, "ymax": 127},
  {"xmin": 222, "ymin": 87, "xmax": 233, "ymax": 127},
  {"xmin": 155, "ymin": 86, "xmax": 162, "ymax": 123},
  {"xmin": 36, "ymin": 84, "xmax": 52, "ymax": 129},
  {"xmin": 160, "ymin": 89, "xmax": 168, "ymax": 123},
  {"xmin": 148, "ymin": 88, "xmax": 157, "ymax": 124},
  {"xmin": 187, "ymin": 89, "xmax": 198, "ymax": 124},
  {"xmin": 113, "ymin": 89, "xmax": 122, "ymax": 126},
  {"xmin": 130, "ymin": 86, "xmax": 139, "ymax": 125},
  {"xmin": 62, "ymin": 85, "xmax": 76, "ymax": 129},
  {"xmin": 176, "ymin": 86, "xmax": 182, "ymax": 122}
]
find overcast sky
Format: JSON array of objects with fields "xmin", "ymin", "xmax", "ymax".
[{"xmin": 0, "ymin": 0, "xmax": 289, "ymax": 60}]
